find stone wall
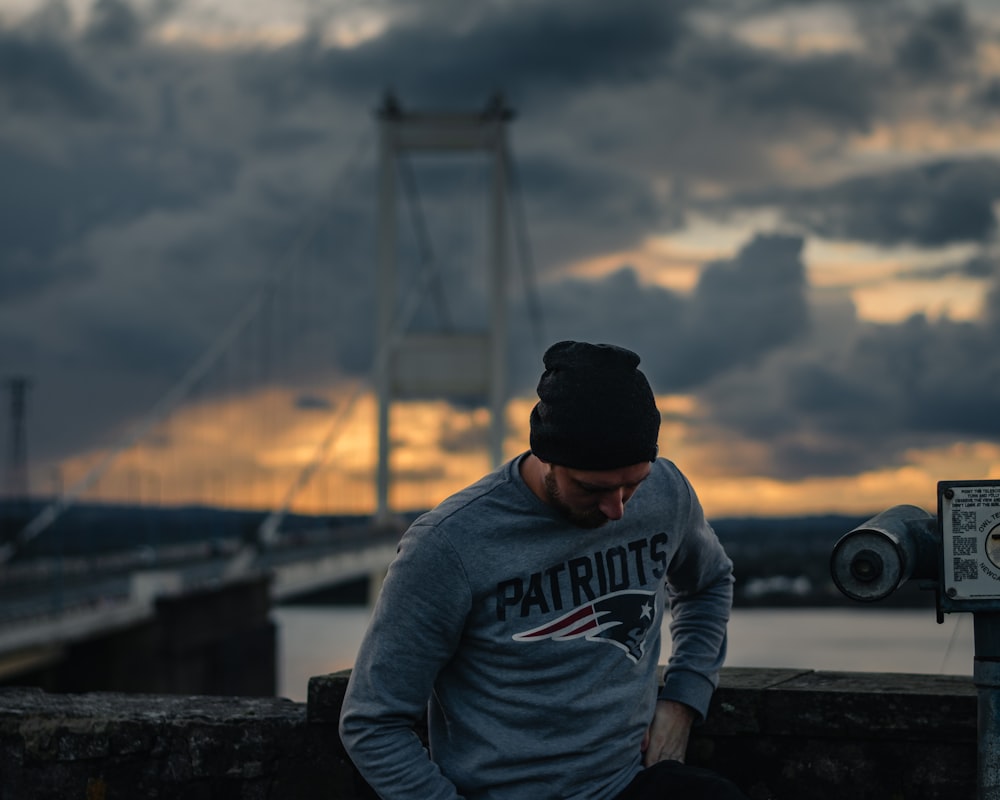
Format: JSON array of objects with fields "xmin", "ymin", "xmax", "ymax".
[{"xmin": 0, "ymin": 667, "xmax": 978, "ymax": 800}]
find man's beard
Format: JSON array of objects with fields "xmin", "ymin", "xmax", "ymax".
[{"xmin": 543, "ymin": 471, "xmax": 608, "ymax": 529}]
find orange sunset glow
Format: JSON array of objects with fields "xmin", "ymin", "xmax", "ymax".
[{"xmin": 47, "ymin": 384, "xmax": 1000, "ymax": 524}]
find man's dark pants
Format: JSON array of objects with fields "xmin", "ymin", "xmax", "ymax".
[
  {"xmin": 354, "ymin": 758, "xmax": 749, "ymax": 799},
  {"xmin": 612, "ymin": 760, "xmax": 749, "ymax": 800}
]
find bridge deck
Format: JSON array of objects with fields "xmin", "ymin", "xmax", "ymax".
[{"xmin": 0, "ymin": 523, "xmax": 402, "ymax": 669}]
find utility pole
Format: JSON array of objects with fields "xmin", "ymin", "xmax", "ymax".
[
  {"xmin": 5, "ymin": 377, "xmax": 29, "ymax": 500},
  {"xmin": 4, "ymin": 377, "xmax": 30, "ymax": 540}
]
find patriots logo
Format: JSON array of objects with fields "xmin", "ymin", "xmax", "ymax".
[{"xmin": 512, "ymin": 589, "xmax": 658, "ymax": 664}]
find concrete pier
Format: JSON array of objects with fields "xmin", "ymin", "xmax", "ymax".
[{"xmin": 0, "ymin": 574, "xmax": 275, "ymax": 696}]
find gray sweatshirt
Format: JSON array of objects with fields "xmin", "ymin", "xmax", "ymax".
[{"xmin": 339, "ymin": 454, "xmax": 733, "ymax": 800}]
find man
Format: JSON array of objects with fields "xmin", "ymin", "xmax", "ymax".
[{"xmin": 340, "ymin": 341, "xmax": 745, "ymax": 799}]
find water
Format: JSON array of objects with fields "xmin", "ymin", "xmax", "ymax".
[{"xmin": 272, "ymin": 604, "xmax": 976, "ymax": 702}]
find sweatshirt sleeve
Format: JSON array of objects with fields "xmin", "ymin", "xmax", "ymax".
[
  {"xmin": 339, "ymin": 525, "xmax": 471, "ymax": 800},
  {"xmin": 659, "ymin": 473, "xmax": 734, "ymax": 721}
]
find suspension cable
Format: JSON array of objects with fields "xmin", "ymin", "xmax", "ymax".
[
  {"xmin": 504, "ymin": 140, "xmax": 546, "ymax": 350},
  {"xmin": 255, "ymin": 378, "xmax": 365, "ymax": 546},
  {"xmin": 253, "ymin": 256, "xmax": 444, "ymax": 547},
  {"xmin": 398, "ymin": 152, "xmax": 454, "ymax": 331},
  {"xmin": 1, "ymin": 128, "xmax": 374, "ymax": 564}
]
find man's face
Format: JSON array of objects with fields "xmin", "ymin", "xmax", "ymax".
[{"xmin": 542, "ymin": 461, "xmax": 652, "ymax": 529}]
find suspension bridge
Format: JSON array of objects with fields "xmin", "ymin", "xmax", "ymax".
[{"xmin": 0, "ymin": 94, "xmax": 546, "ymax": 689}]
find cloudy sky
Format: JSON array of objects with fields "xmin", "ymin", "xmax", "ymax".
[{"xmin": 2, "ymin": 0, "xmax": 1000, "ymax": 522}]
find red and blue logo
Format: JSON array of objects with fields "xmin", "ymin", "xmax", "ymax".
[{"xmin": 512, "ymin": 589, "xmax": 658, "ymax": 663}]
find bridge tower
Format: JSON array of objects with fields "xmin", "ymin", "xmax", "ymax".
[{"xmin": 374, "ymin": 93, "xmax": 515, "ymax": 524}]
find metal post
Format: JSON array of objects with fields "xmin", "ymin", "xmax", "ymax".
[
  {"xmin": 5, "ymin": 377, "xmax": 30, "ymax": 504},
  {"xmin": 974, "ymin": 612, "xmax": 1000, "ymax": 800},
  {"xmin": 832, "ymin": 486, "xmax": 1000, "ymax": 800},
  {"xmin": 488, "ymin": 128, "xmax": 508, "ymax": 468},
  {"xmin": 374, "ymin": 101, "xmax": 398, "ymax": 526}
]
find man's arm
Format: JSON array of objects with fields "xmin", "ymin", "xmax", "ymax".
[
  {"xmin": 339, "ymin": 527, "xmax": 470, "ymax": 800},
  {"xmin": 657, "ymin": 474, "xmax": 734, "ymax": 734}
]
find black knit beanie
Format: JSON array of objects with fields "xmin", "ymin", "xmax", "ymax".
[{"xmin": 529, "ymin": 341, "xmax": 660, "ymax": 470}]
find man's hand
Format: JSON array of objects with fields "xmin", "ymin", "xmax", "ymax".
[{"xmin": 641, "ymin": 699, "xmax": 697, "ymax": 767}]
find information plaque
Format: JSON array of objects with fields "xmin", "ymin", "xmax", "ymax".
[{"xmin": 940, "ymin": 480, "xmax": 1000, "ymax": 601}]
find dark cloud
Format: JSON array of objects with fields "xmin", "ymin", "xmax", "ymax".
[
  {"xmin": 295, "ymin": 395, "xmax": 333, "ymax": 411},
  {"xmin": 976, "ymin": 79, "xmax": 1000, "ymax": 111},
  {"xmin": 510, "ymin": 266, "xmax": 686, "ymax": 392},
  {"xmin": 977, "ymin": 274, "xmax": 1000, "ymax": 333},
  {"xmin": 512, "ymin": 152, "xmax": 668, "ymax": 270},
  {"xmin": 0, "ymin": 29, "xmax": 113, "ymax": 116},
  {"xmin": 286, "ymin": 0, "xmax": 688, "ymax": 108},
  {"xmin": 892, "ymin": 252, "xmax": 998, "ymax": 282},
  {"xmin": 509, "ymin": 233, "xmax": 809, "ymax": 395},
  {"xmin": 437, "ymin": 416, "xmax": 489, "ymax": 455},
  {"xmin": 962, "ymin": 254, "xmax": 998, "ymax": 279},
  {"xmin": 672, "ymin": 39, "xmax": 881, "ymax": 131},
  {"xmin": 1, "ymin": 0, "xmax": 999, "ymax": 491},
  {"xmin": 83, "ymin": 0, "xmax": 143, "ymax": 47},
  {"xmin": 702, "ymin": 287, "xmax": 1000, "ymax": 479},
  {"xmin": 0, "ymin": 131, "xmax": 238, "ymax": 311},
  {"xmin": 894, "ymin": 3, "xmax": 976, "ymax": 81},
  {"xmin": 779, "ymin": 159, "xmax": 1000, "ymax": 247},
  {"xmin": 666, "ymin": 234, "xmax": 809, "ymax": 386},
  {"xmin": 892, "ymin": 316, "xmax": 1000, "ymax": 437}
]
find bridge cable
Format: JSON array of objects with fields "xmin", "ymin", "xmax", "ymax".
[
  {"xmin": 251, "ymin": 254, "xmax": 445, "ymax": 551},
  {"xmin": 252, "ymin": 133, "xmax": 504, "ymax": 551},
  {"xmin": 504, "ymin": 140, "xmax": 546, "ymax": 351},
  {"xmin": 252, "ymin": 378, "xmax": 366, "ymax": 550},
  {"xmin": 398, "ymin": 152, "xmax": 454, "ymax": 331},
  {"xmin": 1, "ymin": 127, "xmax": 374, "ymax": 565}
]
